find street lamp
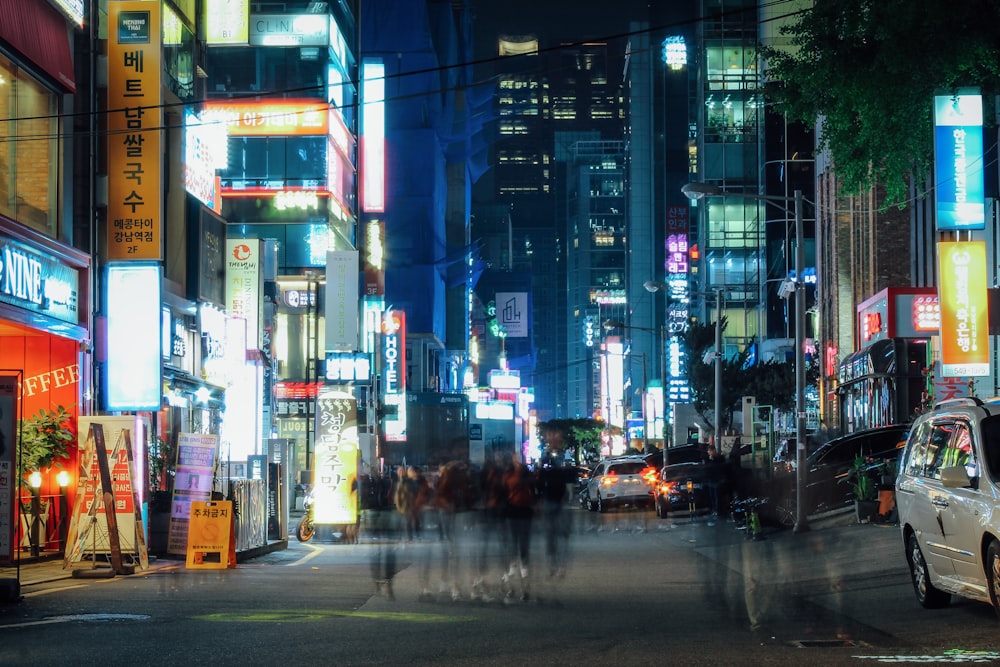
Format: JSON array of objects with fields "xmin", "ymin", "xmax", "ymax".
[{"xmin": 682, "ymin": 182, "xmax": 809, "ymax": 533}]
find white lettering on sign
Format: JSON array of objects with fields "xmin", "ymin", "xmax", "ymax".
[{"xmin": 0, "ymin": 244, "xmax": 43, "ymax": 305}]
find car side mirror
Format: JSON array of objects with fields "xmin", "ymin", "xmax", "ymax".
[{"xmin": 940, "ymin": 465, "xmax": 972, "ymax": 489}]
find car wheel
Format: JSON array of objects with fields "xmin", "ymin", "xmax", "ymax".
[
  {"xmin": 586, "ymin": 493, "xmax": 596, "ymax": 512},
  {"xmin": 775, "ymin": 497, "xmax": 796, "ymax": 528},
  {"xmin": 907, "ymin": 532, "xmax": 950, "ymax": 609},
  {"xmin": 987, "ymin": 540, "xmax": 1000, "ymax": 621},
  {"xmin": 597, "ymin": 494, "xmax": 607, "ymax": 513}
]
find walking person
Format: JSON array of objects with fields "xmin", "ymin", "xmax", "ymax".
[
  {"xmin": 537, "ymin": 451, "xmax": 575, "ymax": 579},
  {"xmin": 472, "ymin": 458, "xmax": 506, "ymax": 602},
  {"xmin": 368, "ymin": 468, "xmax": 398, "ymax": 600},
  {"xmin": 501, "ymin": 457, "xmax": 536, "ymax": 602},
  {"xmin": 433, "ymin": 460, "xmax": 467, "ymax": 600}
]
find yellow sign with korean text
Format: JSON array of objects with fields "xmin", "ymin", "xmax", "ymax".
[
  {"xmin": 185, "ymin": 500, "xmax": 236, "ymax": 569},
  {"xmin": 938, "ymin": 240, "xmax": 990, "ymax": 377},
  {"xmin": 107, "ymin": 1, "xmax": 162, "ymax": 260}
]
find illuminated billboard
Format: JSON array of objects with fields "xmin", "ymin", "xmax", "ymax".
[
  {"xmin": 204, "ymin": 0, "xmax": 248, "ymax": 45},
  {"xmin": 226, "ymin": 239, "xmax": 263, "ymax": 349},
  {"xmin": 106, "ymin": 263, "xmax": 162, "ymax": 411},
  {"xmin": 934, "ymin": 92, "xmax": 985, "ymax": 231},
  {"xmin": 313, "ymin": 388, "xmax": 359, "ymax": 524},
  {"xmin": 201, "ymin": 99, "xmax": 330, "ymax": 136},
  {"xmin": 107, "ymin": 2, "xmax": 162, "ymax": 261},
  {"xmin": 361, "ymin": 60, "xmax": 386, "ymax": 212},
  {"xmin": 938, "ymin": 241, "xmax": 989, "ymax": 377}
]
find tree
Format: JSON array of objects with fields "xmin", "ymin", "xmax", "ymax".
[
  {"xmin": 537, "ymin": 418, "xmax": 604, "ymax": 465},
  {"xmin": 683, "ymin": 322, "xmax": 805, "ymax": 433},
  {"xmin": 759, "ymin": 0, "xmax": 1000, "ymax": 207}
]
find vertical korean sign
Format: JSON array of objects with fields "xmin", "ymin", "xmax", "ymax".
[
  {"xmin": 226, "ymin": 239, "xmax": 263, "ymax": 350},
  {"xmin": 325, "ymin": 250, "xmax": 359, "ymax": 352},
  {"xmin": 0, "ymin": 375, "xmax": 16, "ymax": 563},
  {"xmin": 933, "ymin": 92, "xmax": 985, "ymax": 231},
  {"xmin": 313, "ymin": 389, "xmax": 359, "ymax": 525},
  {"xmin": 938, "ymin": 241, "xmax": 989, "ymax": 377},
  {"xmin": 108, "ymin": 2, "xmax": 163, "ymax": 260}
]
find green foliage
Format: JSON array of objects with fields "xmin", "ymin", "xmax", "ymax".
[
  {"xmin": 537, "ymin": 418, "xmax": 604, "ymax": 465},
  {"xmin": 842, "ymin": 456, "xmax": 877, "ymax": 502},
  {"xmin": 758, "ymin": 0, "xmax": 1000, "ymax": 207},
  {"xmin": 17, "ymin": 406, "xmax": 74, "ymax": 480},
  {"xmin": 682, "ymin": 318, "xmax": 750, "ymax": 433}
]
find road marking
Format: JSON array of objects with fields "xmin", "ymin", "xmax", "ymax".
[
  {"xmin": 286, "ymin": 543, "xmax": 324, "ymax": 567},
  {"xmin": 0, "ymin": 613, "xmax": 151, "ymax": 629},
  {"xmin": 195, "ymin": 609, "xmax": 477, "ymax": 624},
  {"xmin": 23, "ymin": 584, "xmax": 88, "ymax": 597}
]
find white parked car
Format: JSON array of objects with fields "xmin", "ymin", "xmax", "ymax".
[
  {"xmin": 584, "ymin": 456, "xmax": 655, "ymax": 512},
  {"xmin": 896, "ymin": 397, "xmax": 1000, "ymax": 619}
]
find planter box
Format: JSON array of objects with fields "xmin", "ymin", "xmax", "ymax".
[{"xmin": 855, "ymin": 499, "xmax": 880, "ymax": 524}]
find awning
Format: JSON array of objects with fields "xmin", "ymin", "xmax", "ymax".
[{"xmin": 0, "ymin": 0, "xmax": 76, "ymax": 93}]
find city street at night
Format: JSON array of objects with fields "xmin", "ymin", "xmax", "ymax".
[{"xmin": 3, "ymin": 509, "xmax": 999, "ymax": 666}]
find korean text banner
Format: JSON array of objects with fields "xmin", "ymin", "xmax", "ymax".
[
  {"xmin": 933, "ymin": 92, "xmax": 985, "ymax": 231},
  {"xmin": 313, "ymin": 389, "xmax": 359, "ymax": 525},
  {"xmin": 938, "ymin": 241, "xmax": 989, "ymax": 377},
  {"xmin": 107, "ymin": 2, "xmax": 163, "ymax": 260},
  {"xmin": 325, "ymin": 250, "xmax": 359, "ymax": 352}
]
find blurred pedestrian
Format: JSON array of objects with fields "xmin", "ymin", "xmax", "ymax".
[
  {"xmin": 706, "ymin": 443, "xmax": 726, "ymax": 523},
  {"xmin": 473, "ymin": 458, "xmax": 506, "ymax": 601},
  {"xmin": 537, "ymin": 450, "xmax": 574, "ymax": 578},
  {"xmin": 433, "ymin": 460, "xmax": 469, "ymax": 600},
  {"xmin": 368, "ymin": 468, "xmax": 397, "ymax": 600},
  {"xmin": 501, "ymin": 457, "xmax": 536, "ymax": 601}
]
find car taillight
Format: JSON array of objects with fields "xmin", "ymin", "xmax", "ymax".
[
  {"xmin": 602, "ymin": 474, "xmax": 617, "ymax": 486},
  {"xmin": 641, "ymin": 466, "xmax": 657, "ymax": 484},
  {"xmin": 659, "ymin": 482, "xmax": 675, "ymax": 494}
]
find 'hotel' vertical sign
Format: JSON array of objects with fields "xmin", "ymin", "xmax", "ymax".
[{"xmin": 107, "ymin": 2, "xmax": 163, "ymax": 260}]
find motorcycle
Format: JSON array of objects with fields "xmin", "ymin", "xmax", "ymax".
[{"xmin": 296, "ymin": 486, "xmax": 315, "ymax": 542}]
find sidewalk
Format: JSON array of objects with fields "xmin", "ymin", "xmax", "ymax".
[{"xmin": 0, "ymin": 538, "xmax": 289, "ymax": 593}]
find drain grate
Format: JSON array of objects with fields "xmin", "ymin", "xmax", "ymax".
[{"xmin": 788, "ymin": 639, "xmax": 869, "ymax": 649}]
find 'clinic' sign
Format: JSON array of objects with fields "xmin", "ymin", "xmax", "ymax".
[{"xmin": 938, "ymin": 241, "xmax": 989, "ymax": 377}]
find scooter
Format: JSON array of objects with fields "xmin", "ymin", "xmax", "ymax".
[{"xmin": 296, "ymin": 487, "xmax": 315, "ymax": 542}]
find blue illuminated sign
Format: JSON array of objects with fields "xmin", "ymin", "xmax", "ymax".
[{"xmin": 934, "ymin": 92, "xmax": 985, "ymax": 231}]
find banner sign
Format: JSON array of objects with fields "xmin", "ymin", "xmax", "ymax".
[
  {"xmin": 0, "ymin": 375, "xmax": 16, "ymax": 563},
  {"xmin": 107, "ymin": 1, "xmax": 163, "ymax": 259},
  {"xmin": 324, "ymin": 250, "xmax": 359, "ymax": 352},
  {"xmin": 934, "ymin": 92, "xmax": 985, "ymax": 231},
  {"xmin": 495, "ymin": 292, "xmax": 529, "ymax": 338},
  {"xmin": 312, "ymin": 389, "xmax": 358, "ymax": 525},
  {"xmin": 938, "ymin": 241, "xmax": 989, "ymax": 376},
  {"xmin": 166, "ymin": 433, "xmax": 217, "ymax": 555},
  {"xmin": 64, "ymin": 418, "xmax": 148, "ymax": 569},
  {"xmin": 185, "ymin": 500, "xmax": 235, "ymax": 569},
  {"xmin": 225, "ymin": 239, "xmax": 263, "ymax": 350}
]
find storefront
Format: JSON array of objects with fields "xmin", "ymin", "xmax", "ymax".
[{"xmin": 0, "ymin": 217, "xmax": 91, "ymax": 561}]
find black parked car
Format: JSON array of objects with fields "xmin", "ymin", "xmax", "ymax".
[
  {"xmin": 789, "ymin": 424, "xmax": 909, "ymax": 515},
  {"xmin": 649, "ymin": 445, "xmax": 727, "ymax": 517}
]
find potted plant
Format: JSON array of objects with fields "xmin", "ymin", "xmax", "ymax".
[
  {"xmin": 876, "ymin": 457, "xmax": 898, "ymax": 522},
  {"xmin": 842, "ymin": 455, "xmax": 880, "ymax": 523},
  {"xmin": 17, "ymin": 406, "xmax": 74, "ymax": 481}
]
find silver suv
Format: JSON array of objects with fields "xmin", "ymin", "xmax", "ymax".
[{"xmin": 896, "ymin": 397, "xmax": 1000, "ymax": 619}]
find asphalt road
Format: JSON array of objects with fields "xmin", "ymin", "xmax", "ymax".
[{"xmin": 1, "ymin": 508, "xmax": 999, "ymax": 666}]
